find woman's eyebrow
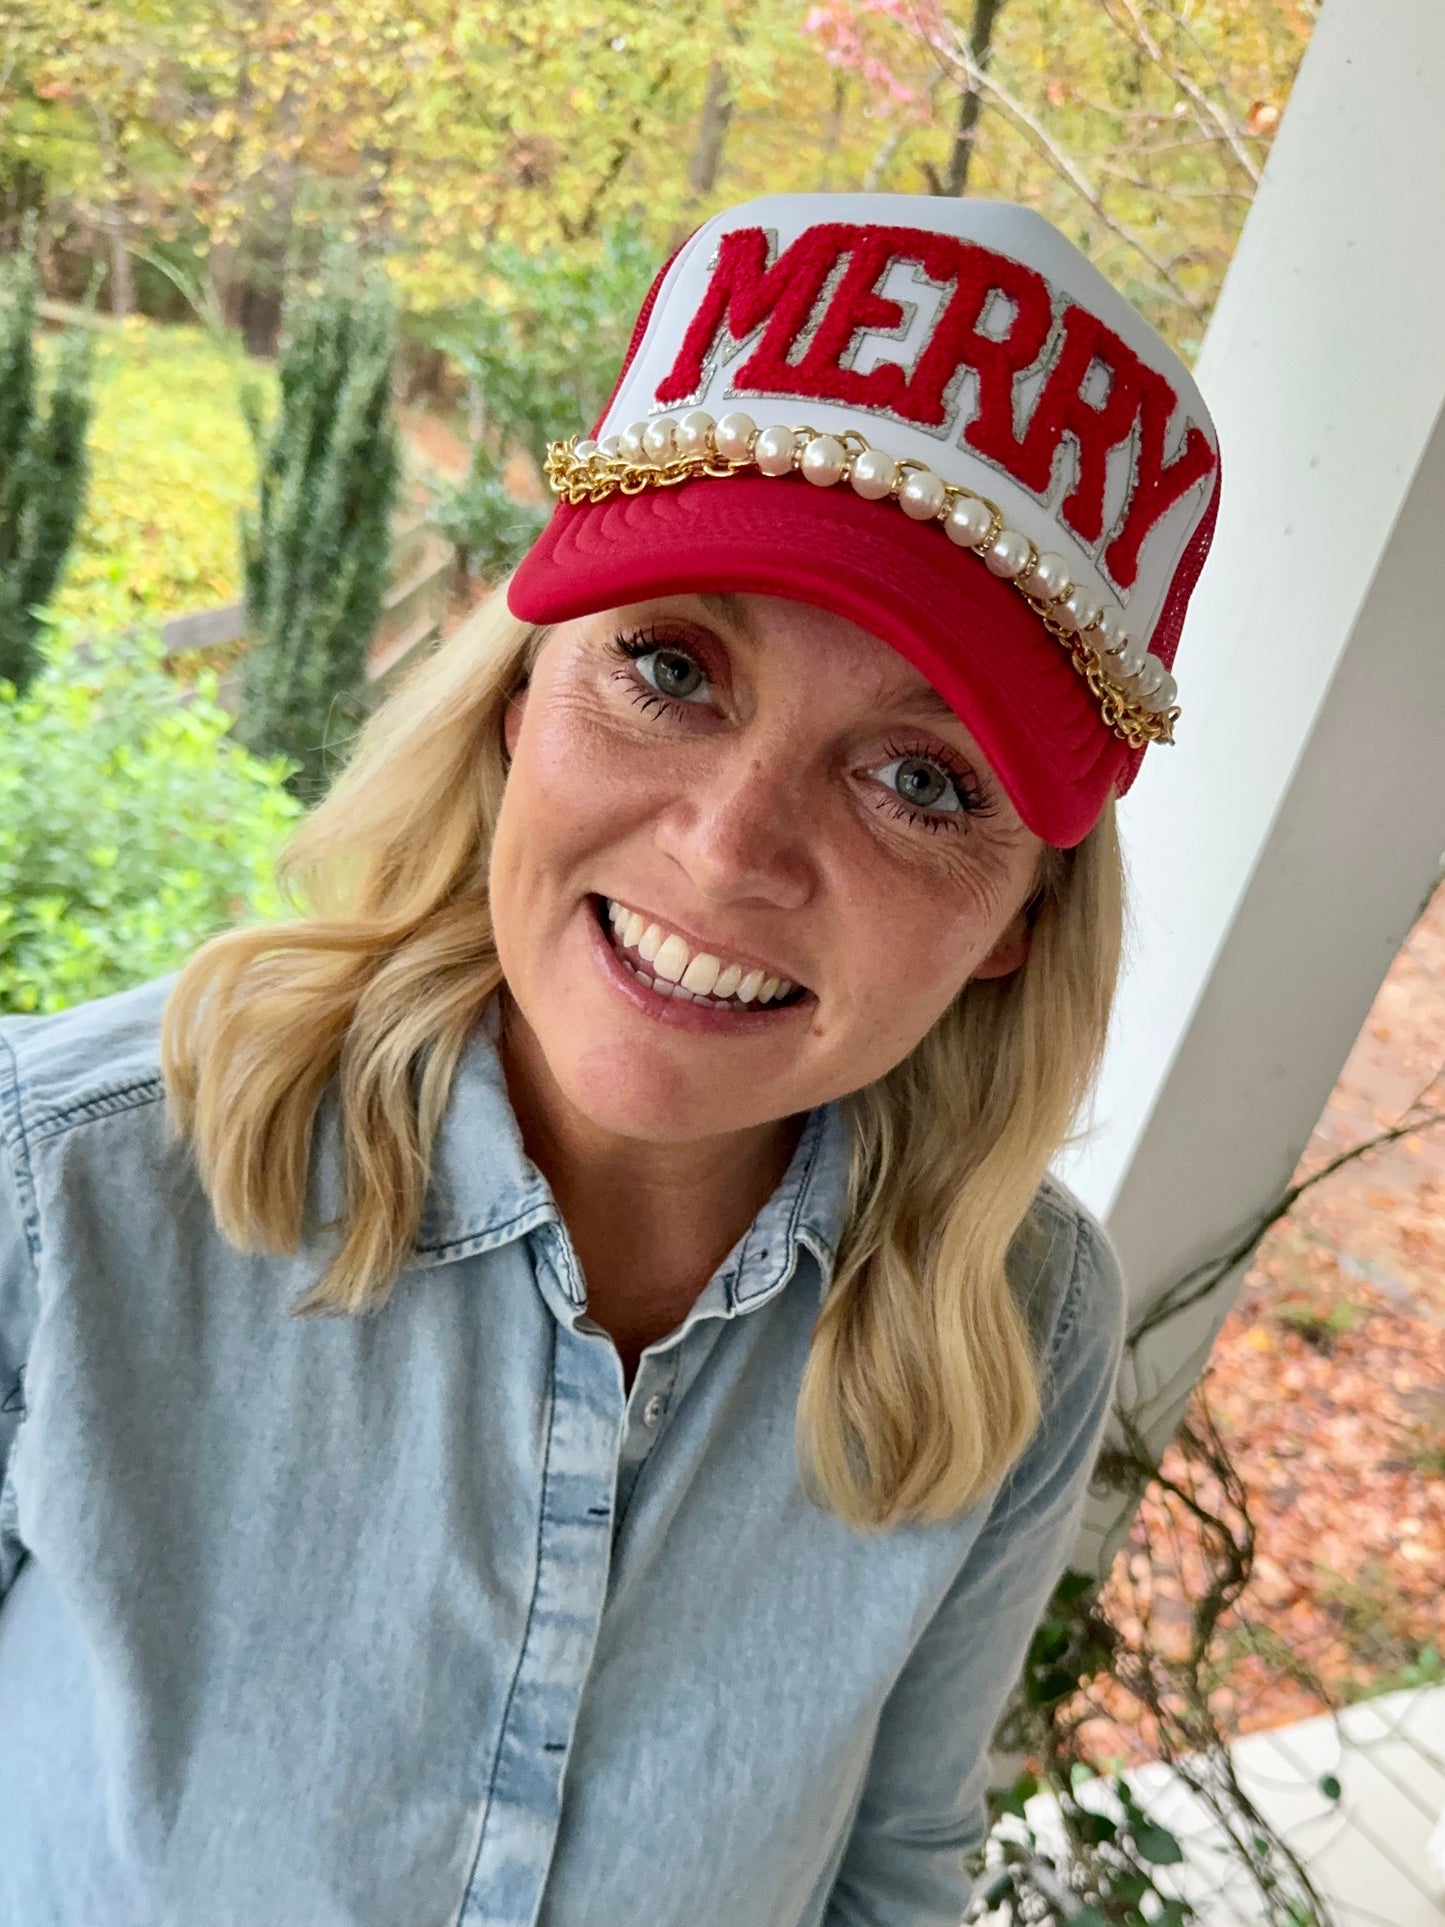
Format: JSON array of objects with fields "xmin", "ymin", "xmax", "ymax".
[
  {"xmin": 697, "ymin": 591, "xmax": 759, "ymax": 641},
  {"xmin": 880, "ymin": 683, "xmax": 964, "ymax": 725}
]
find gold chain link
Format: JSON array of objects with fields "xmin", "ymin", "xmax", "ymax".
[{"xmin": 543, "ymin": 435, "xmax": 1178, "ymax": 751}]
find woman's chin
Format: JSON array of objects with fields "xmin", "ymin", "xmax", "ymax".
[{"xmin": 561, "ymin": 1039, "xmax": 756, "ymax": 1144}]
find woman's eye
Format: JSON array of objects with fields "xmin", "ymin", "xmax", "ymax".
[
  {"xmin": 870, "ymin": 755, "xmax": 963, "ymax": 815},
  {"xmin": 637, "ymin": 647, "xmax": 710, "ymax": 704}
]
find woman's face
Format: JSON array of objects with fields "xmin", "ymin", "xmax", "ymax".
[{"xmin": 490, "ymin": 592, "xmax": 1047, "ymax": 1143}]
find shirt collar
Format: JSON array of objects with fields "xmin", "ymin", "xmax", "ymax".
[{"xmin": 312, "ymin": 993, "xmax": 852, "ymax": 1309}]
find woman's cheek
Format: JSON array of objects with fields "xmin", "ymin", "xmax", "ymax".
[{"xmin": 524, "ymin": 686, "xmax": 651, "ymax": 818}]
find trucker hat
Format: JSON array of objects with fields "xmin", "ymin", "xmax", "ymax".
[{"xmin": 508, "ymin": 192, "xmax": 1220, "ymax": 849}]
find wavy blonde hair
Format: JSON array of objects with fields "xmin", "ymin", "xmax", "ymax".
[{"xmin": 161, "ymin": 580, "xmax": 1124, "ymax": 1533}]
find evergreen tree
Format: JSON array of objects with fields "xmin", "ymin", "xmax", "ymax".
[
  {"xmin": 237, "ymin": 251, "xmax": 400, "ymax": 803},
  {"xmin": 0, "ymin": 242, "xmax": 92, "ymax": 694}
]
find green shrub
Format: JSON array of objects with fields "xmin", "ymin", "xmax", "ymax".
[
  {"xmin": 0, "ymin": 625, "xmax": 302, "ymax": 1017},
  {"xmin": 0, "ymin": 243, "xmax": 93, "ymax": 693},
  {"xmin": 422, "ymin": 221, "xmax": 651, "ymax": 583},
  {"xmin": 423, "ymin": 222, "xmax": 654, "ymax": 469},
  {"xmin": 237, "ymin": 251, "xmax": 401, "ymax": 804},
  {"xmin": 429, "ymin": 447, "xmax": 546, "ymax": 584}
]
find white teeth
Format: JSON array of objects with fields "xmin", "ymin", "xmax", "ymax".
[
  {"xmin": 680, "ymin": 951, "xmax": 721, "ymax": 995},
  {"xmin": 652, "ymin": 932, "xmax": 691, "ymax": 983},
  {"xmin": 603, "ymin": 899, "xmax": 800, "ymax": 1007}
]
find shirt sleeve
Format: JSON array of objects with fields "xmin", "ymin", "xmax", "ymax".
[
  {"xmin": 821, "ymin": 1208, "xmax": 1128, "ymax": 1927},
  {"xmin": 0, "ymin": 1035, "xmax": 41, "ymax": 1606}
]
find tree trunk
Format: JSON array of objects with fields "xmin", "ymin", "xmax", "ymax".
[
  {"xmin": 686, "ymin": 60, "xmax": 733, "ymax": 200},
  {"xmin": 944, "ymin": 0, "xmax": 1010, "ymax": 195},
  {"xmin": 105, "ymin": 211, "xmax": 134, "ymax": 318}
]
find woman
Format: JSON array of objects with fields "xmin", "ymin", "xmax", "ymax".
[{"xmin": 0, "ymin": 193, "xmax": 1219, "ymax": 1927}]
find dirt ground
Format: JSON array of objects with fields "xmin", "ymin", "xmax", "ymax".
[{"xmin": 1085, "ymin": 875, "xmax": 1445, "ymax": 1761}]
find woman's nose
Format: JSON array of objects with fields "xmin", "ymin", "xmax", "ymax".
[{"xmin": 652, "ymin": 743, "xmax": 816, "ymax": 911}]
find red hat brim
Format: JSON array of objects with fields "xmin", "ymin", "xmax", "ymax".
[{"xmin": 507, "ymin": 471, "xmax": 1132, "ymax": 849}]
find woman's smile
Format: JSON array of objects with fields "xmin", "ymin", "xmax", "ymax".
[
  {"xmin": 597, "ymin": 894, "xmax": 808, "ymax": 1006},
  {"xmin": 581, "ymin": 891, "xmax": 816, "ymax": 1036}
]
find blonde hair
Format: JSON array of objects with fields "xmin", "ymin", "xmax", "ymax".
[{"xmin": 161, "ymin": 581, "xmax": 1124, "ymax": 1533}]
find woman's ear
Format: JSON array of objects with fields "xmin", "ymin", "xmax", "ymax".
[
  {"xmin": 503, "ymin": 683, "xmax": 528, "ymax": 760},
  {"xmin": 970, "ymin": 906, "xmax": 1032, "ymax": 982}
]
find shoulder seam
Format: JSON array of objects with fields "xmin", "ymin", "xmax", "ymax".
[
  {"xmin": 26, "ymin": 1075, "xmax": 167, "ymax": 1147},
  {"xmin": 1045, "ymin": 1200, "xmax": 1113, "ymax": 1373},
  {"xmin": 0, "ymin": 1029, "xmax": 40, "ymax": 1262}
]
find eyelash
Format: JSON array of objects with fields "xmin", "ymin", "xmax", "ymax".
[
  {"xmin": 610, "ymin": 627, "xmax": 699, "ymax": 721},
  {"xmin": 607, "ymin": 629, "xmax": 996, "ymax": 832}
]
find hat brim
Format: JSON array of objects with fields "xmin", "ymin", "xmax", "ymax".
[{"xmin": 507, "ymin": 472, "xmax": 1129, "ymax": 848}]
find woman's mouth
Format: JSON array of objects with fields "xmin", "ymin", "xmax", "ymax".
[{"xmin": 588, "ymin": 894, "xmax": 811, "ymax": 1016}]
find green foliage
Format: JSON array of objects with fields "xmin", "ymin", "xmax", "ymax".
[
  {"xmin": 0, "ymin": 625, "xmax": 301, "ymax": 1017},
  {"xmin": 54, "ymin": 319, "xmax": 265, "ymax": 632},
  {"xmin": 972, "ymin": 1570, "xmax": 1198, "ymax": 1925},
  {"xmin": 0, "ymin": 241, "xmax": 92, "ymax": 693},
  {"xmin": 428, "ymin": 449, "xmax": 546, "ymax": 586},
  {"xmin": 237, "ymin": 251, "xmax": 401, "ymax": 803},
  {"xmin": 425, "ymin": 222, "xmax": 654, "ymax": 468},
  {"xmin": 423, "ymin": 222, "xmax": 650, "ymax": 583},
  {"xmin": 976, "ymin": 1761, "xmax": 1193, "ymax": 1925}
]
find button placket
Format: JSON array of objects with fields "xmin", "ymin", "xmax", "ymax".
[{"xmin": 458, "ymin": 1318, "xmax": 623, "ymax": 1926}]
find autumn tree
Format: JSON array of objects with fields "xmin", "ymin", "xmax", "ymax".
[
  {"xmin": 2, "ymin": 0, "xmax": 1315, "ymax": 354},
  {"xmin": 802, "ymin": 0, "xmax": 1315, "ymax": 351}
]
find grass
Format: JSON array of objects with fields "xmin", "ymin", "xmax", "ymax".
[
  {"xmin": 1314, "ymin": 1558, "xmax": 1438, "ymax": 1695},
  {"xmin": 50, "ymin": 318, "xmax": 274, "ymax": 634}
]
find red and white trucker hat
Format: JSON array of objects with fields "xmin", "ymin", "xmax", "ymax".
[{"xmin": 508, "ymin": 193, "xmax": 1220, "ymax": 849}]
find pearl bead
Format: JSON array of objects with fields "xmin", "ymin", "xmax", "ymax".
[
  {"xmin": 983, "ymin": 529, "xmax": 1032, "ymax": 579},
  {"xmin": 800, "ymin": 435, "xmax": 848, "ymax": 488},
  {"xmin": 1094, "ymin": 608, "xmax": 1129, "ymax": 658},
  {"xmin": 642, "ymin": 416, "xmax": 678, "ymax": 461},
  {"xmin": 674, "ymin": 410, "xmax": 715, "ymax": 457},
  {"xmin": 1143, "ymin": 666, "xmax": 1178, "ymax": 712},
  {"xmin": 898, "ymin": 467, "xmax": 946, "ymax": 520},
  {"xmin": 618, "ymin": 421, "xmax": 649, "ymax": 461},
  {"xmin": 572, "ymin": 437, "xmax": 599, "ymax": 461},
  {"xmin": 1056, "ymin": 587, "xmax": 1101, "ymax": 633},
  {"xmin": 944, "ymin": 496, "xmax": 994, "ymax": 549},
  {"xmin": 1021, "ymin": 551, "xmax": 1072, "ymax": 603},
  {"xmin": 1130, "ymin": 654, "xmax": 1166, "ymax": 699},
  {"xmin": 1115, "ymin": 631, "xmax": 1147, "ymax": 677},
  {"xmin": 754, "ymin": 424, "xmax": 799, "ymax": 476},
  {"xmin": 597, "ymin": 435, "xmax": 622, "ymax": 459},
  {"xmin": 849, "ymin": 447, "xmax": 897, "ymax": 500},
  {"xmin": 713, "ymin": 412, "xmax": 756, "ymax": 462}
]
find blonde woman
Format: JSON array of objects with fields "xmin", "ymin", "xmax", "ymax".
[{"xmin": 0, "ymin": 194, "xmax": 1218, "ymax": 1927}]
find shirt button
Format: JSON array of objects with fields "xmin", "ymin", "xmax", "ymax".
[{"xmin": 641, "ymin": 1393, "xmax": 667, "ymax": 1428}]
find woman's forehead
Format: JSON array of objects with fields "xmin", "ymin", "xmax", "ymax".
[{"xmin": 633, "ymin": 590, "xmax": 964, "ymax": 723}]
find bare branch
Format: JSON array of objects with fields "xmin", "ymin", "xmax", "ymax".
[
  {"xmin": 1130, "ymin": 1096, "xmax": 1445, "ymax": 1344},
  {"xmin": 926, "ymin": 22, "xmax": 1206, "ymax": 319},
  {"xmin": 1101, "ymin": 0, "xmax": 1262, "ymax": 184}
]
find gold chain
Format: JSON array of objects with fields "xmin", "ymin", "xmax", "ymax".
[{"xmin": 543, "ymin": 433, "xmax": 1177, "ymax": 751}]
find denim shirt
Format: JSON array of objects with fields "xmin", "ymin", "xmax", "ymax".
[{"xmin": 0, "ymin": 973, "xmax": 1126, "ymax": 1927}]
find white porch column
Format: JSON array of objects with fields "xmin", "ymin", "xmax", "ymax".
[{"xmin": 1051, "ymin": 0, "xmax": 1445, "ymax": 1567}]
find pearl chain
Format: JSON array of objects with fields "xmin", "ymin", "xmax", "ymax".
[{"xmin": 544, "ymin": 409, "xmax": 1180, "ymax": 750}]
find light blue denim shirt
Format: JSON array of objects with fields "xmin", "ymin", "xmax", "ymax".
[{"xmin": 0, "ymin": 973, "xmax": 1126, "ymax": 1927}]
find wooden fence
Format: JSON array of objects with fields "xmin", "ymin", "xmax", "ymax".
[{"xmin": 158, "ymin": 515, "xmax": 458, "ymax": 711}]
